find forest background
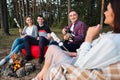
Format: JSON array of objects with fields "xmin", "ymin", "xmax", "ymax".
[{"xmin": 0, "ymin": 0, "xmax": 109, "ymax": 35}]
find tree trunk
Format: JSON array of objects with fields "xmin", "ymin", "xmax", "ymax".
[
  {"xmin": 100, "ymin": 0, "xmax": 105, "ymax": 27},
  {"xmin": 26, "ymin": 0, "xmax": 30, "ymax": 15},
  {"xmin": 68, "ymin": 0, "xmax": 71, "ymax": 24},
  {"xmin": 0, "ymin": 0, "xmax": 10, "ymax": 35}
]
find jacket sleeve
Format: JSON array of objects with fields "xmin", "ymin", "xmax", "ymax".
[{"xmin": 74, "ymin": 37, "xmax": 118, "ymax": 69}]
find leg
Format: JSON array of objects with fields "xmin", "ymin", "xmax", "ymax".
[
  {"xmin": 63, "ymin": 42, "xmax": 80, "ymax": 52},
  {"xmin": 38, "ymin": 36, "xmax": 49, "ymax": 64},
  {"xmin": 23, "ymin": 36, "xmax": 38, "ymax": 61},
  {"xmin": 35, "ymin": 60, "xmax": 51, "ymax": 80},
  {"xmin": 35, "ymin": 45, "xmax": 67, "ymax": 80},
  {"xmin": 0, "ymin": 38, "xmax": 23, "ymax": 66},
  {"xmin": 35, "ymin": 45, "xmax": 57, "ymax": 80},
  {"xmin": 5, "ymin": 43, "xmax": 24, "ymax": 61},
  {"xmin": 49, "ymin": 41, "xmax": 58, "ymax": 45},
  {"xmin": 10, "ymin": 38, "xmax": 23, "ymax": 52}
]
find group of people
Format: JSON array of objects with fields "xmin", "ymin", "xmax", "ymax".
[
  {"xmin": 0, "ymin": 15, "xmax": 52, "ymax": 65},
  {"xmin": 0, "ymin": 10, "xmax": 87, "ymax": 66},
  {"xmin": 1, "ymin": 0, "xmax": 120, "ymax": 79},
  {"xmin": 34, "ymin": 0, "xmax": 120, "ymax": 80}
]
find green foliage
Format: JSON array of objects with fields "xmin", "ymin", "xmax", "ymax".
[{"xmin": 6, "ymin": 0, "xmax": 108, "ymax": 29}]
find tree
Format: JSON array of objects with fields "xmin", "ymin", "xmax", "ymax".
[
  {"xmin": 0, "ymin": 0, "xmax": 10, "ymax": 35},
  {"xmin": 68, "ymin": 0, "xmax": 71, "ymax": 24}
]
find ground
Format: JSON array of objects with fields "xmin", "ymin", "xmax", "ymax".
[
  {"xmin": 0, "ymin": 49, "xmax": 44, "ymax": 80},
  {"xmin": 0, "ymin": 28, "xmax": 62, "ymax": 80}
]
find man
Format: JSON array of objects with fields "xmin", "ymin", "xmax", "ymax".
[{"xmin": 23, "ymin": 15, "xmax": 51, "ymax": 64}]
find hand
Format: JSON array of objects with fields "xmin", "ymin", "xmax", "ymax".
[
  {"xmin": 21, "ymin": 34, "xmax": 27, "ymax": 38},
  {"xmin": 64, "ymin": 35, "xmax": 69, "ymax": 40},
  {"xmin": 37, "ymin": 37, "xmax": 39, "ymax": 40},
  {"xmin": 85, "ymin": 24, "xmax": 102, "ymax": 42},
  {"xmin": 67, "ymin": 52, "xmax": 77, "ymax": 57},
  {"xmin": 47, "ymin": 33, "xmax": 52, "ymax": 40},
  {"xmin": 62, "ymin": 28, "xmax": 67, "ymax": 35},
  {"xmin": 19, "ymin": 28, "xmax": 22, "ymax": 33}
]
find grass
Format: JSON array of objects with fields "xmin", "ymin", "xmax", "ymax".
[
  {"xmin": 0, "ymin": 28, "xmax": 62, "ymax": 50},
  {"xmin": 0, "ymin": 28, "xmax": 20, "ymax": 49},
  {"xmin": 0, "ymin": 26, "xmax": 110, "ymax": 50}
]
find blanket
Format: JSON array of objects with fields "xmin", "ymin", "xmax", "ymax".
[{"xmin": 49, "ymin": 62, "xmax": 120, "ymax": 80}]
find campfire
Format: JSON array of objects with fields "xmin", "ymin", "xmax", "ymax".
[
  {"xmin": 10, "ymin": 53, "xmax": 23, "ymax": 71},
  {"xmin": 1, "ymin": 53, "xmax": 36, "ymax": 78}
]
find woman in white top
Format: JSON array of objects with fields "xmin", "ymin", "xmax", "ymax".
[
  {"xmin": 0, "ymin": 16, "xmax": 38, "ymax": 66},
  {"xmin": 34, "ymin": 0, "xmax": 120, "ymax": 79}
]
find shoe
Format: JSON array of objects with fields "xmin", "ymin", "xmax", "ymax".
[
  {"xmin": 8, "ymin": 59, "xmax": 13, "ymax": 64},
  {"xmin": 38, "ymin": 57, "xmax": 45, "ymax": 64},
  {"xmin": 25, "ymin": 56, "xmax": 33, "ymax": 61},
  {"xmin": 0, "ymin": 58, "xmax": 6, "ymax": 66}
]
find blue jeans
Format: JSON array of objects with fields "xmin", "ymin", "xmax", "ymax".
[{"xmin": 5, "ymin": 38, "xmax": 25, "ymax": 60}]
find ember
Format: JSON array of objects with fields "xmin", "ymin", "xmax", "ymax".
[
  {"xmin": 10, "ymin": 53, "xmax": 23, "ymax": 71},
  {"xmin": 0, "ymin": 53, "xmax": 36, "ymax": 78}
]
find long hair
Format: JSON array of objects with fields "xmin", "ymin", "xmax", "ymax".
[
  {"xmin": 24, "ymin": 15, "xmax": 33, "ymax": 26},
  {"xmin": 110, "ymin": 0, "xmax": 120, "ymax": 33}
]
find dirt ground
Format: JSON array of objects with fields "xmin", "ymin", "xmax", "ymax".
[{"xmin": 0, "ymin": 49, "xmax": 44, "ymax": 80}]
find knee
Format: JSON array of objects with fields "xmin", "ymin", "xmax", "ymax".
[
  {"xmin": 49, "ymin": 41, "xmax": 58, "ymax": 45},
  {"xmin": 23, "ymin": 36, "xmax": 31, "ymax": 41},
  {"xmin": 16, "ymin": 44, "xmax": 24, "ymax": 49},
  {"xmin": 14, "ymin": 38, "xmax": 22, "ymax": 42}
]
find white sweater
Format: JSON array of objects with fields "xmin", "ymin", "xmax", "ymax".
[{"xmin": 74, "ymin": 32, "xmax": 120, "ymax": 69}]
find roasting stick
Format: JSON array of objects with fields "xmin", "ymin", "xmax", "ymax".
[
  {"xmin": 51, "ymin": 32, "xmax": 69, "ymax": 51},
  {"xmin": 13, "ymin": 18, "xmax": 22, "ymax": 36}
]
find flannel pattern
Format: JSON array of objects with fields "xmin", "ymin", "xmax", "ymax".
[{"xmin": 49, "ymin": 62, "xmax": 120, "ymax": 80}]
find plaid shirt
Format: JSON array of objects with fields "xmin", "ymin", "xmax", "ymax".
[
  {"xmin": 66, "ymin": 20, "xmax": 87, "ymax": 45},
  {"xmin": 49, "ymin": 61, "xmax": 120, "ymax": 80}
]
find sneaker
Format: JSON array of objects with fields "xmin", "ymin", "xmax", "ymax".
[
  {"xmin": 0, "ymin": 58, "xmax": 6, "ymax": 66},
  {"xmin": 8, "ymin": 59, "xmax": 13, "ymax": 64},
  {"xmin": 38, "ymin": 57, "xmax": 45, "ymax": 64}
]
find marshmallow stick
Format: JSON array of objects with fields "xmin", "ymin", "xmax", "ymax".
[
  {"xmin": 13, "ymin": 18, "xmax": 23, "ymax": 36},
  {"xmin": 51, "ymin": 32, "xmax": 69, "ymax": 51},
  {"xmin": 13, "ymin": 18, "xmax": 21, "ymax": 28}
]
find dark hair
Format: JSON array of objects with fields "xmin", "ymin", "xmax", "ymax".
[
  {"xmin": 24, "ymin": 15, "xmax": 33, "ymax": 26},
  {"xmin": 68, "ymin": 10, "xmax": 78, "ymax": 15},
  {"xmin": 37, "ymin": 15, "xmax": 44, "ymax": 19},
  {"xmin": 110, "ymin": 0, "xmax": 120, "ymax": 33}
]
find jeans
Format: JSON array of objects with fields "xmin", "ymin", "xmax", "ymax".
[
  {"xmin": 23, "ymin": 36, "xmax": 38, "ymax": 57},
  {"xmin": 23, "ymin": 36, "xmax": 49, "ymax": 58},
  {"xmin": 39, "ymin": 36, "xmax": 49, "ymax": 58},
  {"xmin": 50, "ymin": 41, "xmax": 80, "ymax": 52},
  {"xmin": 5, "ymin": 38, "xmax": 25, "ymax": 60}
]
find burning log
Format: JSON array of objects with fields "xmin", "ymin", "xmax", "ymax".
[{"xmin": 10, "ymin": 53, "xmax": 23, "ymax": 71}]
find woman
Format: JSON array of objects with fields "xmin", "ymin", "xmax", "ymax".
[
  {"xmin": 50, "ymin": 10, "xmax": 87, "ymax": 52},
  {"xmin": 0, "ymin": 16, "xmax": 38, "ymax": 66},
  {"xmin": 23, "ymin": 15, "xmax": 51, "ymax": 64},
  {"xmin": 35, "ymin": 0, "xmax": 120, "ymax": 79}
]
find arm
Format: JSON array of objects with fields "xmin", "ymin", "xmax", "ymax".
[
  {"xmin": 67, "ymin": 52, "xmax": 77, "ymax": 57},
  {"xmin": 74, "ymin": 37, "xmax": 117, "ymax": 69},
  {"xmin": 74, "ymin": 25, "xmax": 118, "ymax": 69}
]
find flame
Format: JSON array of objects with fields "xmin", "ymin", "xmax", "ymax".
[
  {"xmin": 13, "ymin": 60, "xmax": 21, "ymax": 71},
  {"xmin": 10, "ymin": 54, "xmax": 22, "ymax": 71}
]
